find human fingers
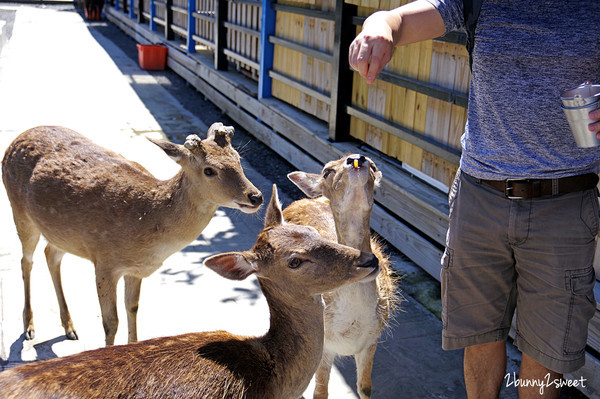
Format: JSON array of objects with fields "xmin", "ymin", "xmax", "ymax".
[
  {"xmin": 363, "ymin": 38, "xmax": 393, "ymax": 83},
  {"xmin": 349, "ymin": 35, "xmax": 393, "ymax": 84},
  {"xmin": 589, "ymin": 108, "xmax": 600, "ymax": 132},
  {"xmin": 349, "ymin": 35, "xmax": 372, "ymax": 80}
]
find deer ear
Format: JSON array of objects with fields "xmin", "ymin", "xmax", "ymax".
[
  {"xmin": 147, "ymin": 137, "xmax": 187, "ymax": 163},
  {"xmin": 369, "ymin": 162, "xmax": 383, "ymax": 187},
  {"xmin": 287, "ymin": 172, "xmax": 323, "ymax": 198},
  {"xmin": 203, "ymin": 252, "xmax": 257, "ymax": 280},
  {"xmin": 264, "ymin": 184, "xmax": 283, "ymax": 228}
]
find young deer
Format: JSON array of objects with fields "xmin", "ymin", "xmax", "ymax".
[
  {"xmin": 1, "ymin": 124, "xmax": 263, "ymax": 346},
  {"xmin": 0, "ymin": 185, "xmax": 379, "ymax": 399},
  {"xmin": 284, "ymin": 154, "xmax": 399, "ymax": 399}
]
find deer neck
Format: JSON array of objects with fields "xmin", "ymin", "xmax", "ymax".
[
  {"xmin": 331, "ymin": 207, "xmax": 372, "ymax": 253},
  {"xmin": 259, "ymin": 280, "xmax": 325, "ymax": 397},
  {"xmin": 154, "ymin": 170, "xmax": 219, "ymax": 243}
]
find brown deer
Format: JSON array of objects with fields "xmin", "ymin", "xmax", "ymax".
[
  {"xmin": 284, "ymin": 154, "xmax": 399, "ymax": 399},
  {"xmin": 0, "ymin": 185, "xmax": 379, "ymax": 399},
  {"xmin": 1, "ymin": 124, "xmax": 263, "ymax": 346}
]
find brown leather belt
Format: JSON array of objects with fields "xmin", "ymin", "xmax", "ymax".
[{"xmin": 473, "ymin": 173, "xmax": 599, "ymax": 199}]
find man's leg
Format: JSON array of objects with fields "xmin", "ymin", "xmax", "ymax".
[
  {"xmin": 518, "ymin": 353, "xmax": 561, "ymax": 399},
  {"xmin": 464, "ymin": 341, "xmax": 506, "ymax": 399}
]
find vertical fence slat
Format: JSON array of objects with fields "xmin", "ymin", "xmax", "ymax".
[
  {"xmin": 329, "ymin": 0, "xmax": 356, "ymax": 141},
  {"xmin": 165, "ymin": 0, "xmax": 174, "ymax": 39},
  {"xmin": 150, "ymin": 0, "xmax": 157, "ymax": 30},
  {"xmin": 138, "ymin": 0, "xmax": 145, "ymax": 23},
  {"xmin": 214, "ymin": 0, "xmax": 228, "ymax": 70},
  {"xmin": 259, "ymin": 0, "xmax": 275, "ymax": 98},
  {"xmin": 188, "ymin": 0, "xmax": 196, "ymax": 52}
]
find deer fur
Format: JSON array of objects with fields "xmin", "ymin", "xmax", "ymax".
[
  {"xmin": 0, "ymin": 185, "xmax": 380, "ymax": 399},
  {"xmin": 1, "ymin": 124, "xmax": 263, "ymax": 346},
  {"xmin": 284, "ymin": 154, "xmax": 400, "ymax": 399}
]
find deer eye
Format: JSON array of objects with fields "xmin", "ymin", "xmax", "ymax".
[
  {"xmin": 288, "ymin": 258, "xmax": 302, "ymax": 269},
  {"xmin": 204, "ymin": 168, "xmax": 216, "ymax": 177},
  {"xmin": 322, "ymin": 169, "xmax": 334, "ymax": 179}
]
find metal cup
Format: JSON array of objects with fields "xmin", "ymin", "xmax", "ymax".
[{"xmin": 560, "ymin": 82, "xmax": 600, "ymax": 147}]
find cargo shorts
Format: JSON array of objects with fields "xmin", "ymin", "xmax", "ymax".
[{"xmin": 441, "ymin": 170, "xmax": 598, "ymax": 374}]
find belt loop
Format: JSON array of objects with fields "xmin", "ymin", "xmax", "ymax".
[{"xmin": 551, "ymin": 179, "xmax": 559, "ymax": 195}]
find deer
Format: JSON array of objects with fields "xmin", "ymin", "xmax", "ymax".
[
  {"xmin": 1, "ymin": 124, "xmax": 263, "ymax": 346},
  {"xmin": 0, "ymin": 185, "xmax": 380, "ymax": 399},
  {"xmin": 283, "ymin": 154, "xmax": 400, "ymax": 399}
]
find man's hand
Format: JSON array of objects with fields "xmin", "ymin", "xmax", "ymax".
[
  {"xmin": 349, "ymin": 11, "xmax": 396, "ymax": 84},
  {"xmin": 348, "ymin": 1, "xmax": 445, "ymax": 85}
]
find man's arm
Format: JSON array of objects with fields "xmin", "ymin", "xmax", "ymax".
[{"xmin": 349, "ymin": 0, "xmax": 445, "ymax": 84}]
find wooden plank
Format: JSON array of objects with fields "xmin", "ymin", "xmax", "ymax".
[
  {"xmin": 365, "ymin": 80, "xmax": 386, "ymax": 152},
  {"xmin": 268, "ymin": 70, "xmax": 330, "ymax": 104},
  {"xmin": 347, "ymin": 106, "xmax": 461, "ymax": 164},
  {"xmin": 223, "ymin": 48, "xmax": 260, "ymax": 71},
  {"xmin": 371, "ymin": 204, "xmax": 444, "ymax": 279}
]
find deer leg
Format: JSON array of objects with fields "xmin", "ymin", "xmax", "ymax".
[
  {"xmin": 95, "ymin": 269, "xmax": 120, "ymax": 346},
  {"xmin": 124, "ymin": 275, "xmax": 142, "ymax": 343},
  {"xmin": 44, "ymin": 244, "xmax": 77, "ymax": 340},
  {"xmin": 354, "ymin": 343, "xmax": 377, "ymax": 399},
  {"xmin": 313, "ymin": 350, "xmax": 334, "ymax": 399},
  {"xmin": 14, "ymin": 214, "xmax": 40, "ymax": 340}
]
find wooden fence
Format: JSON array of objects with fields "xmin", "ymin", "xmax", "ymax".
[{"xmin": 106, "ymin": 1, "xmax": 600, "ymax": 395}]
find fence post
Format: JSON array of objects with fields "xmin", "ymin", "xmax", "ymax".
[
  {"xmin": 129, "ymin": 0, "xmax": 135, "ymax": 18},
  {"xmin": 150, "ymin": 0, "xmax": 157, "ymax": 30},
  {"xmin": 258, "ymin": 0, "xmax": 275, "ymax": 99},
  {"xmin": 114, "ymin": 0, "xmax": 120, "ymax": 11},
  {"xmin": 165, "ymin": 0, "xmax": 174, "ymax": 40},
  {"xmin": 214, "ymin": 0, "xmax": 228, "ymax": 70},
  {"xmin": 187, "ymin": 0, "xmax": 196, "ymax": 53},
  {"xmin": 138, "ymin": 0, "xmax": 145, "ymax": 23},
  {"xmin": 328, "ymin": 0, "xmax": 356, "ymax": 141}
]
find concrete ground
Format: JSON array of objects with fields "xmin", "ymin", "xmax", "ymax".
[{"xmin": 0, "ymin": 4, "xmax": 588, "ymax": 398}]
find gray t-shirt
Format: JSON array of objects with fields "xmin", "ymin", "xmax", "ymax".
[{"xmin": 425, "ymin": 0, "xmax": 600, "ymax": 180}]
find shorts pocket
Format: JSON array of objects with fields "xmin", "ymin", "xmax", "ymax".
[{"xmin": 563, "ymin": 267, "xmax": 596, "ymax": 355}]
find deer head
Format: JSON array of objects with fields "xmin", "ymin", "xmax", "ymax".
[
  {"xmin": 148, "ymin": 122, "xmax": 263, "ymax": 213},
  {"xmin": 287, "ymin": 154, "xmax": 381, "ymax": 216},
  {"xmin": 204, "ymin": 185, "xmax": 379, "ymax": 299}
]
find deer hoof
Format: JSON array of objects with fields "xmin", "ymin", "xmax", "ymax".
[
  {"xmin": 25, "ymin": 329, "xmax": 35, "ymax": 340},
  {"xmin": 66, "ymin": 331, "xmax": 79, "ymax": 340}
]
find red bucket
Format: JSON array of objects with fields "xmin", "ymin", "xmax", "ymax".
[{"xmin": 136, "ymin": 44, "xmax": 168, "ymax": 71}]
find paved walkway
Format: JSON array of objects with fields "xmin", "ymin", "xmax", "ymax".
[{"xmin": 0, "ymin": 4, "xmax": 532, "ymax": 398}]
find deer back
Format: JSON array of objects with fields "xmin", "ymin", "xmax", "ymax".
[{"xmin": 1, "ymin": 125, "xmax": 262, "ymax": 266}]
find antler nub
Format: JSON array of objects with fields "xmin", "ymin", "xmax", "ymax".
[
  {"xmin": 207, "ymin": 122, "xmax": 234, "ymax": 148},
  {"xmin": 184, "ymin": 134, "xmax": 202, "ymax": 151}
]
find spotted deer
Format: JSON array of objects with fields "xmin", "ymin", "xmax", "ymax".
[
  {"xmin": 284, "ymin": 154, "xmax": 400, "ymax": 399},
  {"xmin": 0, "ymin": 185, "xmax": 379, "ymax": 399},
  {"xmin": 1, "ymin": 124, "xmax": 263, "ymax": 346}
]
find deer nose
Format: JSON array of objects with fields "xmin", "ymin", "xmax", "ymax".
[
  {"xmin": 358, "ymin": 253, "xmax": 378, "ymax": 269},
  {"xmin": 248, "ymin": 192, "xmax": 263, "ymax": 207},
  {"xmin": 346, "ymin": 155, "xmax": 367, "ymax": 168}
]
